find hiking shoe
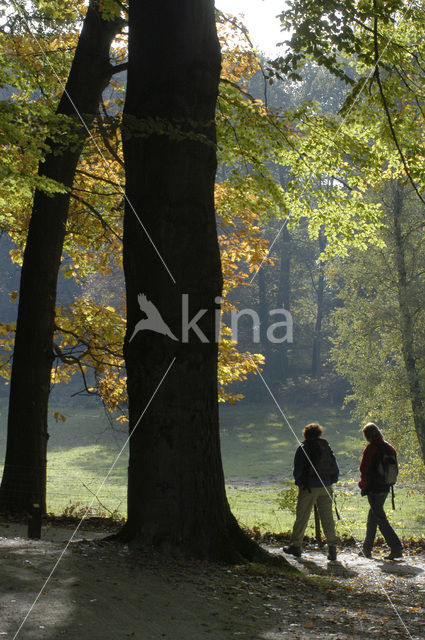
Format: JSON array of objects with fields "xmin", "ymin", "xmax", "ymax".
[
  {"xmin": 384, "ymin": 549, "xmax": 403, "ymax": 560},
  {"xmin": 327, "ymin": 545, "xmax": 337, "ymax": 561},
  {"xmin": 283, "ymin": 545, "xmax": 302, "ymax": 558}
]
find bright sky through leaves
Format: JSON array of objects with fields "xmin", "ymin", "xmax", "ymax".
[{"xmin": 215, "ymin": 0, "xmax": 285, "ymax": 56}]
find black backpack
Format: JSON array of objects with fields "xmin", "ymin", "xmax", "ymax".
[
  {"xmin": 375, "ymin": 441, "xmax": 398, "ymax": 485},
  {"xmin": 375, "ymin": 441, "xmax": 398, "ymax": 508},
  {"xmin": 304, "ymin": 438, "xmax": 338, "ymax": 485}
]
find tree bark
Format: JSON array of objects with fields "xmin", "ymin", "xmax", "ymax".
[
  {"xmin": 392, "ymin": 183, "xmax": 425, "ymax": 461},
  {"xmin": 0, "ymin": 2, "xmax": 122, "ymax": 514},
  {"xmin": 118, "ymin": 0, "xmax": 289, "ymax": 565}
]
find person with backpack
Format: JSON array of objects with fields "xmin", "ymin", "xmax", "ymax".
[
  {"xmin": 284, "ymin": 422, "xmax": 339, "ymax": 561},
  {"xmin": 359, "ymin": 422, "xmax": 403, "ymax": 560}
]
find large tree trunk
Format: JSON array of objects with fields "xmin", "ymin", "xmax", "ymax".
[
  {"xmin": 0, "ymin": 2, "xmax": 122, "ymax": 514},
  {"xmin": 392, "ymin": 183, "xmax": 425, "ymax": 461},
  {"xmin": 119, "ymin": 0, "xmax": 288, "ymax": 564}
]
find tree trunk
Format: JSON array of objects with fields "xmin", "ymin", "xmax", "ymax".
[
  {"xmin": 264, "ymin": 227, "xmax": 291, "ymax": 386},
  {"xmin": 0, "ymin": 2, "xmax": 122, "ymax": 514},
  {"xmin": 275, "ymin": 225, "xmax": 291, "ymax": 380},
  {"xmin": 268, "ymin": 166, "xmax": 291, "ymax": 384},
  {"xmin": 258, "ymin": 266, "xmax": 271, "ymax": 361},
  {"xmin": 311, "ymin": 226, "xmax": 326, "ymax": 379},
  {"xmin": 118, "ymin": 0, "xmax": 289, "ymax": 565},
  {"xmin": 392, "ymin": 183, "xmax": 425, "ymax": 461}
]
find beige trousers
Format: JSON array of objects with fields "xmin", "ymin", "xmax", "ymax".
[{"xmin": 290, "ymin": 485, "xmax": 338, "ymax": 547}]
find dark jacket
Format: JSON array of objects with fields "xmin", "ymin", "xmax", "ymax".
[
  {"xmin": 293, "ymin": 437, "xmax": 339, "ymax": 489},
  {"xmin": 359, "ymin": 436, "xmax": 397, "ymax": 494}
]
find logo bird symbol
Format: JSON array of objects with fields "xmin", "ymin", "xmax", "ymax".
[{"xmin": 129, "ymin": 293, "xmax": 178, "ymax": 342}]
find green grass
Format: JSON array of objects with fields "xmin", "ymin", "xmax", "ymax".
[
  {"xmin": 0, "ymin": 405, "xmax": 129, "ymax": 516},
  {"xmin": 219, "ymin": 402, "xmax": 362, "ymax": 480},
  {"xmin": 0, "ymin": 400, "xmax": 424, "ymax": 539},
  {"xmin": 226, "ymin": 482, "xmax": 425, "ymax": 539}
]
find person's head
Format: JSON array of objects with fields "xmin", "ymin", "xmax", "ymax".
[
  {"xmin": 362, "ymin": 422, "xmax": 383, "ymax": 442},
  {"xmin": 302, "ymin": 422, "xmax": 323, "ymax": 440}
]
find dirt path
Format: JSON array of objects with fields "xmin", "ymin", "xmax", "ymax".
[{"xmin": 0, "ymin": 521, "xmax": 424, "ymax": 640}]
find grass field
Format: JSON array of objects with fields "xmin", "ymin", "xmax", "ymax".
[{"xmin": 0, "ymin": 399, "xmax": 424, "ymax": 539}]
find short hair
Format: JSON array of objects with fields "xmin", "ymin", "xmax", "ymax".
[
  {"xmin": 362, "ymin": 422, "xmax": 382, "ymax": 442},
  {"xmin": 302, "ymin": 422, "xmax": 323, "ymax": 439}
]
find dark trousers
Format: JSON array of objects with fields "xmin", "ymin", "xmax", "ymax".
[{"xmin": 363, "ymin": 492, "xmax": 402, "ymax": 554}]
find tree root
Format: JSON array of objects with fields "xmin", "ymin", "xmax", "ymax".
[{"xmin": 105, "ymin": 518, "xmax": 298, "ymax": 572}]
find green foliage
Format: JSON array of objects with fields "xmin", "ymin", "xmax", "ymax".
[
  {"xmin": 269, "ymin": 0, "xmax": 425, "ymax": 471},
  {"xmin": 329, "ymin": 182, "xmax": 425, "ymax": 476},
  {"xmin": 97, "ymin": 0, "xmax": 125, "ymax": 21},
  {"xmin": 275, "ymin": 483, "xmax": 298, "ymax": 515},
  {"xmin": 0, "ymin": 7, "xmax": 291, "ymax": 411},
  {"xmin": 59, "ymin": 499, "xmax": 124, "ymax": 522},
  {"xmin": 274, "ymin": 0, "xmax": 406, "ymax": 83},
  {"xmin": 218, "ymin": 72, "xmax": 384, "ymax": 257},
  {"xmin": 3, "ymin": 1, "xmax": 425, "ymax": 446}
]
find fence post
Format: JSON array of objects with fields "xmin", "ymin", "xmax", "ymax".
[
  {"xmin": 28, "ymin": 503, "xmax": 42, "ymax": 539},
  {"xmin": 314, "ymin": 504, "xmax": 322, "ymax": 546}
]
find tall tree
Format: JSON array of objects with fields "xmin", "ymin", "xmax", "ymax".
[
  {"xmin": 0, "ymin": 1, "xmax": 123, "ymax": 514},
  {"xmin": 330, "ymin": 181, "xmax": 425, "ymax": 466},
  {"xmin": 278, "ymin": 0, "xmax": 425, "ymax": 461},
  {"xmin": 119, "ymin": 0, "xmax": 287, "ymax": 563},
  {"xmin": 392, "ymin": 185, "xmax": 425, "ymax": 461}
]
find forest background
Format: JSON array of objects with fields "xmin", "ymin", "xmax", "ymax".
[{"xmin": 1, "ymin": 0, "xmax": 425, "ymax": 541}]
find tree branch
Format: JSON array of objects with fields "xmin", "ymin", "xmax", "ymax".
[
  {"xmin": 110, "ymin": 62, "xmax": 128, "ymax": 75},
  {"xmin": 96, "ymin": 110, "xmax": 125, "ymax": 168},
  {"xmin": 75, "ymin": 168, "xmax": 124, "ymax": 189},
  {"xmin": 54, "ymin": 323, "xmax": 123, "ymax": 360},
  {"xmin": 69, "ymin": 192, "xmax": 122, "ymax": 242},
  {"xmin": 220, "ymin": 77, "xmax": 257, "ymax": 103},
  {"xmin": 53, "ymin": 343, "xmax": 97, "ymax": 396},
  {"xmin": 373, "ymin": 4, "xmax": 425, "ymax": 208}
]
